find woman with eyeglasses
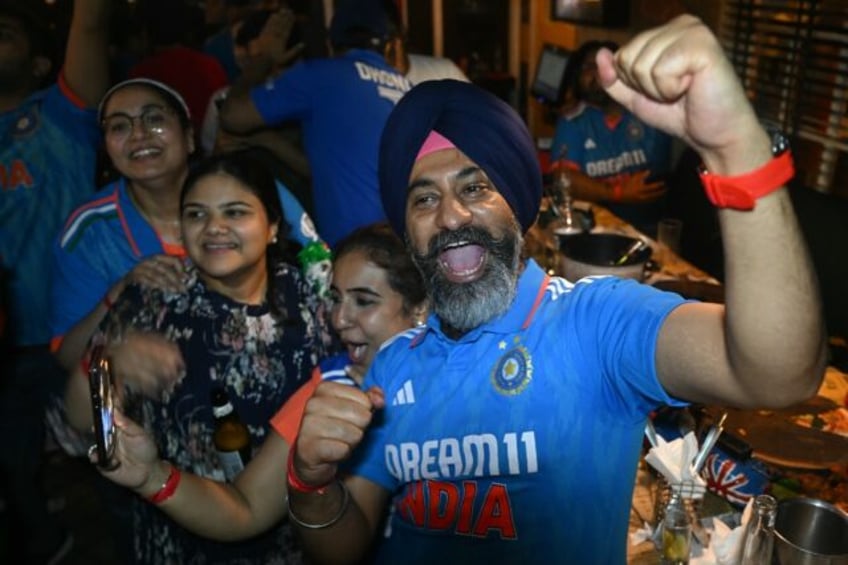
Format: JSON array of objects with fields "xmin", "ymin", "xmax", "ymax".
[{"xmin": 50, "ymin": 78, "xmax": 320, "ymax": 373}]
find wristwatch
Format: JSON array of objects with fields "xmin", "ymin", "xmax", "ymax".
[{"xmin": 699, "ymin": 129, "xmax": 794, "ymax": 210}]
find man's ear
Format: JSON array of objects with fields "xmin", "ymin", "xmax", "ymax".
[{"xmin": 32, "ymin": 55, "xmax": 52, "ymax": 81}]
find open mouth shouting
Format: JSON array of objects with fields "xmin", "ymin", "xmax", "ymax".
[{"xmin": 438, "ymin": 241, "xmax": 487, "ymax": 283}]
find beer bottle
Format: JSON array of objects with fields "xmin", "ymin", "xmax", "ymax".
[
  {"xmin": 211, "ymin": 387, "xmax": 251, "ymax": 481},
  {"xmin": 740, "ymin": 494, "xmax": 777, "ymax": 565}
]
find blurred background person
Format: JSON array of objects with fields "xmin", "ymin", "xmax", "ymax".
[
  {"xmin": 550, "ymin": 40, "xmax": 674, "ymax": 237},
  {"xmin": 202, "ymin": 6, "xmax": 313, "ymax": 217},
  {"xmin": 0, "ymin": 1, "xmax": 110, "ymax": 562},
  {"xmin": 218, "ymin": 1, "xmax": 410, "ymax": 247}
]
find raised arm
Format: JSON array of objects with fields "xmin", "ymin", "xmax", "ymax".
[
  {"xmin": 219, "ymin": 7, "xmax": 302, "ymax": 134},
  {"xmin": 598, "ymin": 15, "xmax": 827, "ymax": 408},
  {"xmin": 62, "ymin": 0, "xmax": 111, "ymax": 108}
]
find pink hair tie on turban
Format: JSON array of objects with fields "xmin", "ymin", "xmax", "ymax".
[{"xmin": 415, "ymin": 130, "xmax": 456, "ymax": 162}]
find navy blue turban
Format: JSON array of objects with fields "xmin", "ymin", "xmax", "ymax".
[{"xmin": 378, "ymin": 79, "xmax": 542, "ymax": 236}]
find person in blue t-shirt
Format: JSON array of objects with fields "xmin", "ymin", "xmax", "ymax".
[
  {"xmin": 218, "ymin": 0, "xmax": 411, "ymax": 247},
  {"xmin": 551, "ymin": 40, "xmax": 674, "ymax": 237},
  {"xmin": 286, "ymin": 16, "xmax": 827, "ymax": 565},
  {"xmin": 0, "ymin": 1, "xmax": 110, "ymax": 562}
]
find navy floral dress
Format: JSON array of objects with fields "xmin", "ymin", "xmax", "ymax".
[{"xmin": 103, "ymin": 260, "xmax": 333, "ymax": 564}]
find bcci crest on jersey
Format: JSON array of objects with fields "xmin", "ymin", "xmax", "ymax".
[{"xmin": 491, "ymin": 344, "xmax": 532, "ymax": 395}]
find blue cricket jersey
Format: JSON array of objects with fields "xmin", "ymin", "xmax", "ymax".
[
  {"xmin": 551, "ymin": 104, "xmax": 673, "ymax": 235},
  {"xmin": 354, "ymin": 261, "xmax": 688, "ymax": 564},
  {"xmin": 250, "ymin": 49, "xmax": 411, "ymax": 247},
  {"xmin": 0, "ymin": 78, "xmax": 99, "ymax": 345}
]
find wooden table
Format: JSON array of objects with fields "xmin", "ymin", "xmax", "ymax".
[
  {"xmin": 530, "ymin": 202, "xmax": 848, "ymax": 561},
  {"xmin": 527, "ymin": 200, "xmax": 718, "ymax": 285}
]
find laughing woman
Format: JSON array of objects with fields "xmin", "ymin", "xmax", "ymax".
[
  {"xmin": 78, "ymin": 223, "xmax": 428, "ymax": 551},
  {"xmin": 64, "ymin": 150, "xmax": 333, "ymax": 564}
]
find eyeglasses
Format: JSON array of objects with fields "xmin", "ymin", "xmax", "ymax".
[{"xmin": 101, "ymin": 106, "xmax": 177, "ymax": 140}]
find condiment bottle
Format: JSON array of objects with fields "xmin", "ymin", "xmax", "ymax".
[
  {"xmin": 211, "ymin": 387, "xmax": 251, "ymax": 481},
  {"xmin": 661, "ymin": 493, "xmax": 691, "ymax": 565},
  {"xmin": 740, "ymin": 494, "xmax": 777, "ymax": 565}
]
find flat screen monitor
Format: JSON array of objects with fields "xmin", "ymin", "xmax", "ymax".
[{"xmin": 531, "ymin": 44, "xmax": 571, "ymax": 104}]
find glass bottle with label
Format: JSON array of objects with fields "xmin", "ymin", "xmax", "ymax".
[
  {"xmin": 211, "ymin": 387, "xmax": 251, "ymax": 481},
  {"xmin": 740, "ymin": 494, "xmax": 777, "ymax": 565}
]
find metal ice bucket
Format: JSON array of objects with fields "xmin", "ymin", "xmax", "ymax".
[{"xmin": 774, "ymin": 497, "xmax": 848, "ymax": 565}]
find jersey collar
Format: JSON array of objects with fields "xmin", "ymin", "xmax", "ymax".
[{"xmin": 422, "ymin": 259, "xmax": 549, "ymax": 343}]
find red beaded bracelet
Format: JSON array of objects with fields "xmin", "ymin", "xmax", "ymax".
[
  {"xmin": 147, "ymin": 464, "xmax": 181, "ymax": 504},
  {"xmin": 287, "ymin": 445, "xmax": 332, "ymax": 495}
]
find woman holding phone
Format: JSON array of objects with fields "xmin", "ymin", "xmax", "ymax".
[
  {"xmin": 64, "ymin": 150, "xmax": 333, "ymax": 564},
  {"xmin": 80, "ymin": 222, "xmax": 427, "ymax": 549}
]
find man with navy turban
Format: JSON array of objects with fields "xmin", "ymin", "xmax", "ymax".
[{"xmin": 288, "ymin": 15, "xmax": 825, "ymax": 564}]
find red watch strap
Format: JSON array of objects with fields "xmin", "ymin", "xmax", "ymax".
[{"xmin": 699, "ymin": 150, "xmax": 795, "ymax": 210}]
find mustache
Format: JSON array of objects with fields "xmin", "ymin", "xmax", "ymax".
[{"xmin": 419, "ymin": 226, "xmax": 502, "ymax": 262}]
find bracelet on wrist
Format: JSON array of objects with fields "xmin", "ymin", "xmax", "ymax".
[
  {"xmin": 147, "ymin": 463, "xmax": 181, "ymax": 505},
  {"xmin": 102, "ymin": 293, "xmax": 114, "ymax": 310},
  {"xmin": 287, "ymin": 479, "xmax": 350, "ymax": 530},
  {"xmin": 286, "ymin": 445, "xmax": 333, "ymax": 494},
  {"xmin": 699, "ymin": 138, "xmax": 794, "ymax": 210}
]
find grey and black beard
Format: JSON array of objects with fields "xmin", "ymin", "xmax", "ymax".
[{"xmin": 412, "ymin": 223, "xmax": 523, "ymax": 335}]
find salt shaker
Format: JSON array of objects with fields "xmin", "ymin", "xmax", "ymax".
[{"xmin": 740, "ymin": 494, "xmax": 777, "ymax": 565}]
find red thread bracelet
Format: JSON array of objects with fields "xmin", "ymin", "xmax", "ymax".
[
  {"xmin": 287, "ymin": 445, "xmax": 332, "ymax": 494},
  {"xmin": 147, "ymin": 464, "xmax": 181, "ymax": 504},
  {"xmin": 102, "ymin": 293, "xmax": 114, "ymax": 310}
]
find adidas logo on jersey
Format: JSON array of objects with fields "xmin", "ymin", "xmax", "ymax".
[
  {"xmin": 391, "ymin": 380, "xmax": 416, "ymax": 406},
  {"xmin": 585, "ymin": 138, "xmax": 597, "ymax": 150}
]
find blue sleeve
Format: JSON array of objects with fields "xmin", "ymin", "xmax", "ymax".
[
  {"xmin": 566, "ymin": 277, "xmax": 689, "ymax": 417},
  {"xmin": 50, "ymin": 232, "xmax": 112, "ymax": 339},
  {"xmin": 42, "ymin": 84, "xmax": 100, "ymax": 147},
  {"xmin": 251, "ymin": 62, "xmax": 314, "ymax": 125},
  {"xmin": 274, "ymin": 180, "xmax": 322, "ymax": 247},
  {"xmin": 342, "ymin": 353, "xmax": 398, "ymax": 491},
  {"xmin": 550, "ymin": 116, "xmax": 584, "ymax": 165}
]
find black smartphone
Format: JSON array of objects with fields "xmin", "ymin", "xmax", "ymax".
[{"xmin": 88, "ymin": 344, "xmax": 119, "ymax": 470}]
